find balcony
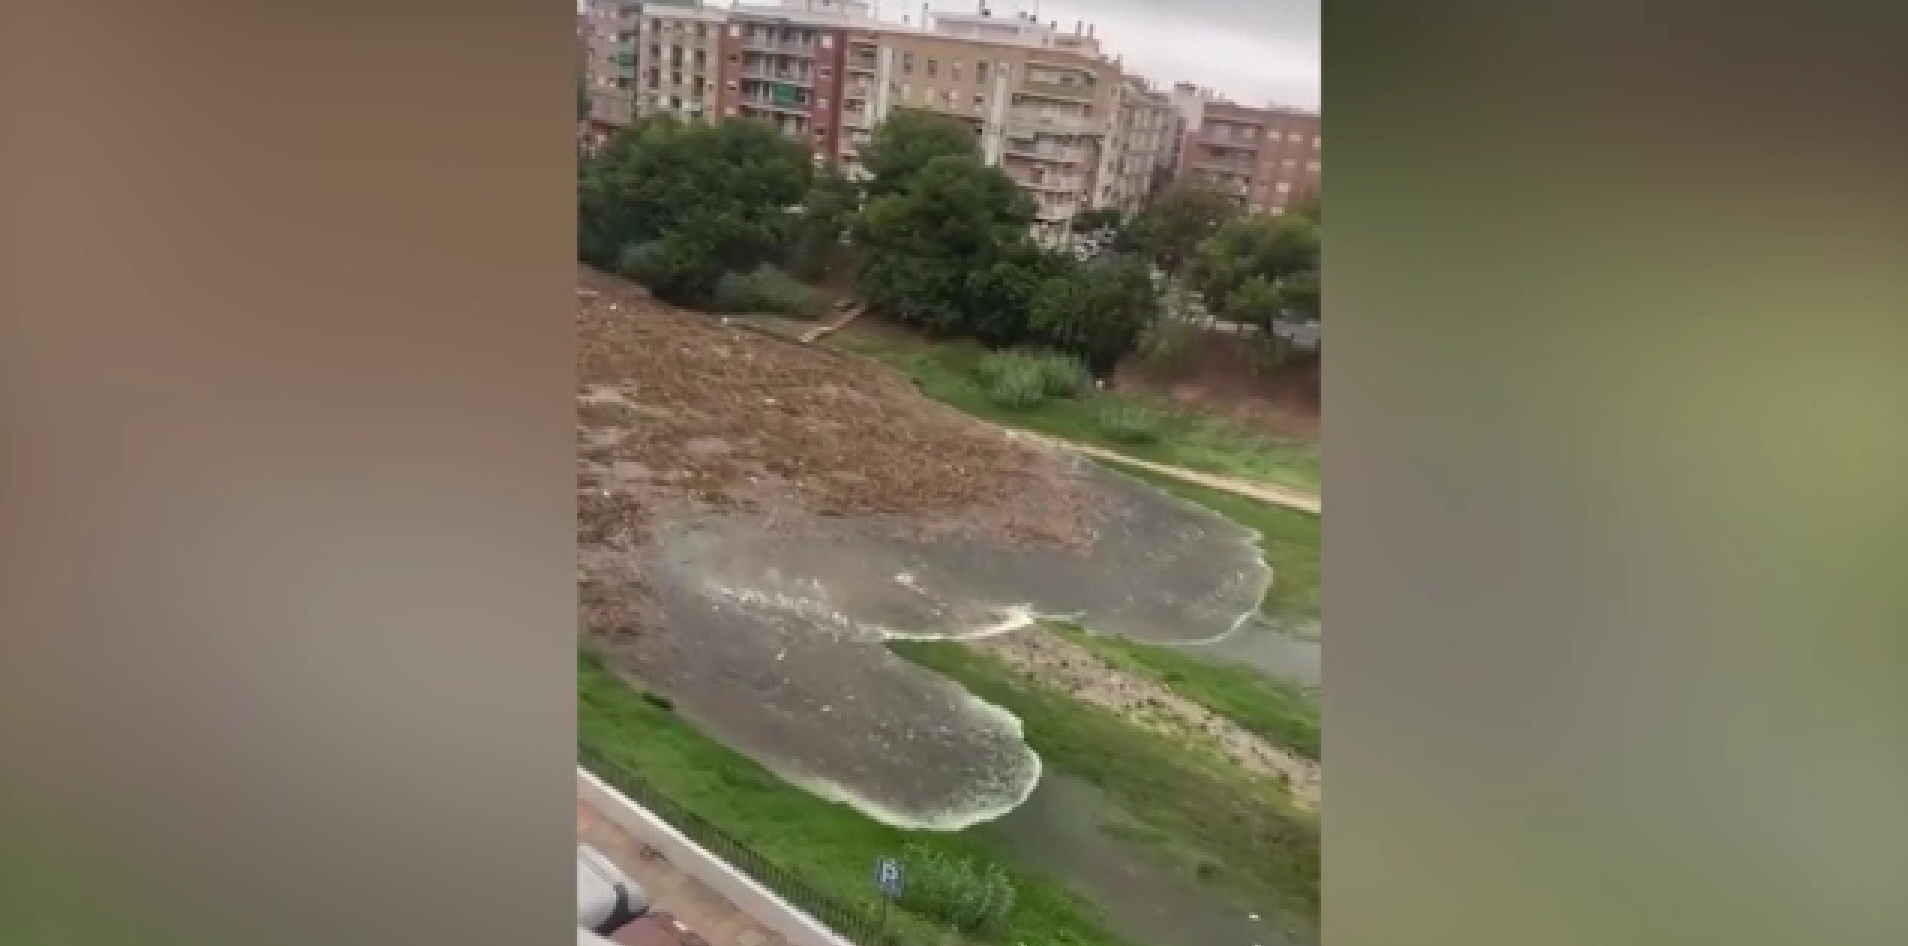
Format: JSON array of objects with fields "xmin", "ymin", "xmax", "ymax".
[
  {"xmin": 742, "ymin": 34, "xmax": 819, "ymax": 57},
  {"xmin": 1018, "ymin": 78, "xmax": 1095, "ymax": 102},
  {"xmin": 1006, "ymin": 111, "xmax": 1098, "ymax": 136},
  {"xmin": 740, "ymin": 65, "xmax": 814, "ymax": 86},
  {"xmin": 1002, "ymin": 140, "xmax": 1090, "ymax": 164},
  {"xmin": 740, "ymin": 93, "xmax": 813, "ymax": 114},
  {"xmin": 846, "ymin": 52, "xmax": 878, "ymax": 72}
]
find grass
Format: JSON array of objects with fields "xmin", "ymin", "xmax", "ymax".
[
  {"xmin": 829, "ymin": 327, "xmax": 1320, "ymax": 495},
  {"xmin": 888, "ymin": 639, "xmax": 1322, "ymax": 925},
  {"xmin": 1050, "ymin": 623, "xmax": 1320, "ymax": 760},
  {"xmin": 578, "ymin": 651, "xmax": 1131, "ymax": 946}
]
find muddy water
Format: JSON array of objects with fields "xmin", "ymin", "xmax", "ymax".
[
  {"xmin": 1185, "ymin": 614, "xmax": 1322, "ymax": 687},
  {"xmin": 981, "ymin": 773, "xmax": 1313, "ymax": 946},
  {"xmin": 611, "ymin": 459, "xmax": 1271, "ymax": 830}
]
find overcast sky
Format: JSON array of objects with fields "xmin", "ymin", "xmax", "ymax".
[{"xmin": 917, "ymin": 0, "xmax": 1320, "ymax": 111}]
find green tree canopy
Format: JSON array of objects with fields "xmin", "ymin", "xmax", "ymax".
[
  {"xmin": 1189, "ymin": 213, "xmax": 1321, "ymax": 330},
  {"xmin": 1124, "ymin": 180, "xmax": 1240, "ymax": 275},
  {"xmin": 858, "ymin": 110, "xmax": 983, "ymax": 200},
  {"xmin": 578, "ymin": 116, "xmax": 812, "ymax": 303}
]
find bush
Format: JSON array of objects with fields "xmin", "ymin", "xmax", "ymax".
[
  {"xmin": 976, "ymin": 350, "xmax": 1089, "ymax": 399},
  {"xmin": 1030, "ymin": 351, "xmax": 1091, "ymax": 398},
  {"xmin": 711, "ymin": 264, "xmax": 826, "ymax": 319},
  {"xmin": 897, "ymin": 842, "xmax": 1016, "ymax": 940},
  {"xmin": 982, "ymin": 359, "xmax": 1048, "ymax": 411},
  {"xmin": 1096, "ymin": 403, "xmax": 1165, "ymax": 444}
]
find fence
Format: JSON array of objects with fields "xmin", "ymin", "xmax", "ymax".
[{"xmin": 578, "ymin": 743, "xmax": 930, "ymax": 946}]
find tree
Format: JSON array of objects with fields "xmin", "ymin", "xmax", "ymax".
[
  {"xmin": 1027, "ymin": 254, "xmax": 1161, "ymax": 373},
  {"xmin": 1125, "ymin": 180, "xmax": 1239, "ymax": 276},
  {"xmin": 858, "ymin": 154, "xmax": 1036, "ymax": 336},
  {"xmin": 1188, "ymin": 212, "xmax": 1319, "ymax": 329},
  {"xmin": 1070, "ymin": 207, "xmax": 1123, "ymax": 234},
  {"xmin": 858, "ymin": 110, "xmax": 983, "ymax": 200},
  {"xmin": 577, "ymin": 116, "xmax": 812, "ymax": 303},
  {"xmin": 787, "ymin": 166, "xmax": 861, "ymax": 281}
]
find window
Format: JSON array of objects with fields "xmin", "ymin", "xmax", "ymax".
[
  {"xmin": 693, "ymin": 77, "xmax": 705, "ymax": 95},
  {"xmin": 694, "ymin": 50, "xmax": 706, "ymax": 68},
  {"xmin": 670, "ymin": 96, "xmax": 682, "ymax": 110},
  {"xmin": 1311, "ymin": 135, "xmax": 1321, "ymax": 150},
  {"xmin": 695, "ymin": 23, "xmax": 707, "ymax": 39},
  {"xmin": 952, "ymin": 60, "xmax": 962, "ymax": 81},
  {"xmin": 819, "ymin": 96, "xmax": 830, "ymax": 108},
  {"xmin": 900, "ymin": 83, "xmax": 911, "ymax": 101},
  {"xmin": 1243, "ymin": 126, "xmax": 1258, "ymax": 140},
  {"xmin": 1306, "ymin": 160, "xmax": 1321, "ymax": 174},
  {"xmin": 650, "ymin": 18, "xmax": 661, "ymax": 31},
  {"xmin": 926, "ymin": 57, "xmax": 938, "ymax": 78},
  {"xmin": 1276, "ymin": 181, "xmax": 1292, "ymax": 193},
  {"xmin": 616, "ymin": 76, "xmax": 631, "ymax": 89},
  {"xmin": 648, "ymin": 69, "xmax": 660, "ymax": 88},
  {"xmin": 726, "ymin": 79, "xmax": 737, "ymax": 89},
  {"xmin": 728, "ymin": 23, "xmax": 741, "ymax": 37},
  {"xmin": 974, "ymin": 93, "xmax": 986, "ymax": 109},
  {"xmin": 650, "ymin": 43, "xmax": 660, "ymax": 59},
  {"xmin": 976, "ymin": 61, "xmax": 990, "ymax": 83},
  {"xmin": 820, "ymin": 66, "xmax": 832, "ymax": 78},
  {"xmin": 821, "ymin": 34, "xmax": 834, "ymax": 48},
  {"xmin": 672, "ymin": 71, "xmax": 682, "ymax": 86},
  {"xmin": 726, "ymin": 106, "xmax": 737, "ymax": 116},
  {"xmin": 902, "ymin": 52, "xmax": 913, "ymax": 73}
]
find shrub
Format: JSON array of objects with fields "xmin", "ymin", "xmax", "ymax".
[
  {"xmin": 897, "ymin": 842, "xmax": 1016, "ymax": 939},
  {"xmin": 976, "ymin": 350, "xmax": 1089, "ymax": 398},
  {"xmin": 1029, "ymin": 351, "xmax": 1091, "ymax": 398},
  {"xmin": 983, "ymin": 359, "xmax": 1048, "ymax": 411},
  {"xmin": 1096, "ymin": 403, "xmax": 1165, "ymax": 444},
  {"xmin": 711, "ymin": 264, "xmax": 826, "ymax": 319}
]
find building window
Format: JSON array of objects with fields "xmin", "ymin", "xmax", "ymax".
[
  {"xmin": 650, "ymin": 18, "xmax": 661, "ymax": 31},
  {"xmin": 976, "ymin": 61, "xmax": 990, "ymax": 83},
  {"xmin": 974, "ymin": 93, "xmax": 986, "ymax": 109},
  {"xmin": 670, "ymin": 96, "xmax": 682, "ymax": 110},
  {"xmin": 1306, "ymin": 160, "xmax": 1321, "ymax": 174},
  {"xmin": 693, "ymin": 77, "xmax": 705, "ymax": 95},
  {"xmin": 821, "ymin": 66, "xmax": 832, "ymax": 78},
  {"xmin": 650, "ymin": 43, "xmax": 660, "ymax": 59},
  {"xmin": 1276, "ymin": 181, "xmax": 1292, "ymax": 193},
  {"xmin": 672, "ymin": 71, "xmax": 682, "ymax": 86},
  {"xmin": 952, "ymin": 60, "xmax": 962, "ymax": 81},
  {"xmin": 696, "ymin": 23, "xmax": 707, "ymax": 39},
  {"xmin": 926, "ymin": 57, "xmax": 938, "ymax": 78},
  {"xmin": 726, "ymin": 79, "xmax": 737, "ymax": 90},
  {"xmin": 1312, "ymin": 135, "xmax": 1321, "ymax": 150},
  {"xmin": 648, "ymin": 69, "xmax": 660, "ymax": 88},
  {"xmin": 902, "ymin": 52, "xmax": 913, "ymax": 73},
  {"xmin": 726, "ymin": 106, "xmax": 737, "ymax": 116},
  {"xmin": 728, "ymin": 23, "xmax": 741, "ymax": 37},
  {"xmin": 822, "ymin": 34, "xmax": 834, "ymax": 48},
  {"xmin": 694, "ymin": 50, "xmax": 706, "ymax": 69}
]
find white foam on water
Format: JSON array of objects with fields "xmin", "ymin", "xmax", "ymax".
[{"xmin": 783, "ymin": 707, "xmax": 1046, "ymax": 832}]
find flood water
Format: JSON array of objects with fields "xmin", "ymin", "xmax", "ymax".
[
  {"xmin": 981, "ymin": 773, "xmax": 1314, "ymax": 946},
  {"xmin": 612, "ymin": 458, "xmax": 1270, "ymax": 829}
]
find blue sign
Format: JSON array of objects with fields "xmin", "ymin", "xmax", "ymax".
[{"xmin": 874, "ymin": 856, "xmax": 905, "ymax": 898}]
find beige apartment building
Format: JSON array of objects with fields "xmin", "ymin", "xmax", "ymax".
[
  {"xmin": 587, "ymin": 2, "xmax": 1270, "ymax": 240},
  {"xmin": 636, "ymin": 4, "xmax": 729, "ymax": 122}
]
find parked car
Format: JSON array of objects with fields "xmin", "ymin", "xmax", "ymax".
[{"xmin": 577, "ymin": 844, "xmax": 649, "ymax": 936}]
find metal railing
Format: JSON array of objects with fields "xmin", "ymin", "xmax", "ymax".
[{"xmin": 579, "ymin": 743, "xmax": 922, "ymax": 946}]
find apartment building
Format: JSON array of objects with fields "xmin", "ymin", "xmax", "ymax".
[
  {"xmin": 636, "ymin": 5, "xmax": 728, "ymax": 123},
  {"xmin": 1095, "ymin": 77, "xmax": 1176, "ymax": 216},
  {"xmin": 581, "ymin": 1, "xmax": 642, "ymax": 147},
  {"xmin": 1171, "ymin": 83, "xmax": 1321, "ymax": 216},
  {"xmin": 714, "ymin": 4, "xmax": 856, "ymax": 159}
]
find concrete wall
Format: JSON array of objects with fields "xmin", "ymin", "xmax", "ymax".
[{"xmin": 577, "ymin": 768, "xmax": 857, "ymax": 946}]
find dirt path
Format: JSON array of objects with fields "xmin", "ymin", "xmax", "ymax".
[
  {"xmin": 578, "ymin": 796, "xmax": 790, "ymax": 946},
  {"xmin": 978, "ymin": 626, "xmax": 1322, "ymax": 809},
  {"xmin": 1007, "ymin": 430, "xmax": 1322, "ymax": 514}
]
